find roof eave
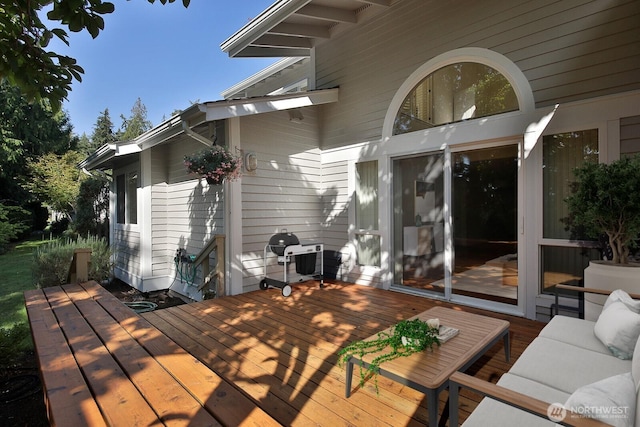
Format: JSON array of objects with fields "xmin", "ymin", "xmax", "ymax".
[
  {"xmin": 220, "ymin": 0, "xmax": 312, "ymax": 58},
  {"xmin": 202, "ymin": 88, "xmax": 339, "ymax": 121}
]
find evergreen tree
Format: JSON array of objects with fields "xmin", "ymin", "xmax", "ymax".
[
  {"xmin": 118, "ymin": 98, "xmax": 152, "ymax": 140},
  {"xmin": 0, "ymin": 80, "xmax": 77, "ymax": 205},
  {"xmin": 76, "ymin": 133, "xmax": 92, "ymax": 155},
  {"xmin": 92, "ymin": 108, "xmax": 117, "ymax": 148}
]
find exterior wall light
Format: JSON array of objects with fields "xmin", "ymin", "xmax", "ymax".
[{"xmin": 245, "ymin": 151, "xmax": 258, "ymax": 172}]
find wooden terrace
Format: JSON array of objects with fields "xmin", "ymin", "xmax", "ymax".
[{"xmin": 26, "ymin": 280, "xmax": 544, "ymax": 426}]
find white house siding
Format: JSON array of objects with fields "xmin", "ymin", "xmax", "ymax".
[
  {"xmin": 161, "ymin": 132, "xmax": 226, "ymax": 298},
  {"xmin": 239, "ymin": 108, "xmax": 324, "ymax": 292},
  {"xmin": 150, "ymin": 145, "xmax": 169, "ymax": 281},
  {"xmin": 113, "ymin": 227, "xmax": 141, "ymax": 285},
  {"xmin": 314, "ymin": 0, "xmax": 640, "ymax": 149}
]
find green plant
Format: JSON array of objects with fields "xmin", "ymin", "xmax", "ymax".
[
  {"xmin": 0, "ymin": 204, "xmax": 31, "ymax": 253},
  {"xmin": 338, "ymin": 318, "xmax": 440, "ymax": 393},
  {"xmin": 0, "ymin": 323, "xmax": 32, "ymax": 368},
  {"xmin": 564, "ymin": 155, "xmax": 640, "ymax": 264},
  {"xmin": 32, "ymin": 235, "xmax": 113, "ymax": 288},
  {"xmin": 184, "ymin": 145, "xmax": 242, "ymax": 184}
]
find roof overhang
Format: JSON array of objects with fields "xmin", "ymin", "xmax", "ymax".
[
  {"xmin": 79, "ymin": 141, "xmax": 141, "ymax": 171},
  {"xmin": 198, "ymin": 87, "xmax": 338, "ymax": 121},
  {"xmin": 81, "ymin": 88, "xmax": 339, "ymax": 170},
  {"xmin": 221, "ymin": 0, "xmax": 395, "ymax": 58}
]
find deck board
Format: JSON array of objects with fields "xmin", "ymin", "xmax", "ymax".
[{"xmin": 142, "ymin": 281, "xmax": 545, "ymax": 426}]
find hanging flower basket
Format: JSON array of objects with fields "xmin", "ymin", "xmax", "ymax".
[{"xmin": 184, "ymin": 145, "xmax": 242, "ymax": 185}]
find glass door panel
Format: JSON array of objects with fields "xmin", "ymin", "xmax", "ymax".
[
  {"xmin": 392, "ymin": 153, "xmax": 445, "ymax": 293},
  {"xmin": 451, "ymin": 145, "xmax": 518, "ymax": 304}
]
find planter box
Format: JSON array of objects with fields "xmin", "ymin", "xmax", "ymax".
[{"xmin": 583, "ymin": 260, "xmax": 640, "ymax": 320}]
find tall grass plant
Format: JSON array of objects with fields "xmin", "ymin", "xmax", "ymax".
[{"xmin": 32, "ymin": 235, "xmax": 113, "ymax": 288}]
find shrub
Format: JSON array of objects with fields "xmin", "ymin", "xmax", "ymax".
[
  {"xmin": 0, "ymin": 204, "xmax": 30, "ymax": 253},
  {"xmin": 74, "ymin": 175, "xmax": 110, "ymax": 239},
  {"xmin": 564, "ymin": 154, "xmax": 640, "ymax": 264},
  {"xmin": 0, "ymin": 323, "xmax": 32, "ymax": 367},
  {"xmin": 33, "ymin": 235, "xmax": 113, "ymax": 288}
]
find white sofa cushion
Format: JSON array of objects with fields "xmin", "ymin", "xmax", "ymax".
[
  {"xmin": 564, "ymin": 372, "xmax": 636, "ymax": 427},
  {"xmin": 462, "ymin": 373, "xmax": 569, "ymax": 427},
  {"xmin": 539, "ymin": 315, "xmax": 610, "ymax": 354},
  {"xmin": 509, "ymin": 337, "xmax": 632, "ymax": 394},
  {"xmin": 594, "ymin": 300, "xmax": 640, "ymax": 359},
  {"xmin": 633, "ymin": 336, "xmax": 640, "ymax": 427}
]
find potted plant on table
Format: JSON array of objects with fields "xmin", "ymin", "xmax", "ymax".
[
  {"xmin": 184, "ymin": 145, "xmax": 242, "ymax": 185},
  {"xmin": 563, "ymin": 154, "xmax": 640, "ymax": 313},
  {"xmin": 338, "ymin": 318, "xmax": 440, "ymax": 393}
]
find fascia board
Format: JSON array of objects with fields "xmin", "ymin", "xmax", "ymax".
[
  {"xmin": 221, "ymin": 57, "xmax": 307, "ymax": 99},
  {"xmin": 135, "ymin": 104, "xmax": 202, "ymax": 150},
  {"xmin": 203, "ymin": 88, "xmax": 339, "ymax": 121},
  {"xmin": 79, "ymin": 143, "xmax": 116, "ymax": 170},
  {"xmin": 220, "ymin": 0, "xmax": 312, "ymax": 58}
]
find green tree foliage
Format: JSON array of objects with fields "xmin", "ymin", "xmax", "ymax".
[
  {"xmin": 0, "ymin": 0, "xmax": 190, "ymax": 110},
  {"xmin": 92, "ymin": 108, "xmax": 117, "ymax": 147},
  {"xmin": 74, "ymin": 174, "xmax": 109, "ymax": 238},
  {"xmin": 76, "ymin": 132, "xmax": 92, "ymax": 155},
  {"xmin": 118, "ymin": 97, "xmax": 152, "ymax": 140},
  {"xmin": 0, "ymin": 204, "xmax": 30, "ymax": 253},
  {"xmin": 24, "ymin": 151, "xmax": 85, "ymax": 219},
  {"xmin": 0, "ymin": 80, "xmax": 77, "ymax": 206},
  {"xmin": 564, "ymin": 155, "xmax": 640, "ymax": 264}
]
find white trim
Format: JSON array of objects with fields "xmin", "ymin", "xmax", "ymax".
[
  {"xmin": 140, "ymin": 149, "xmax": 152, "ymax": 281},
  {"xmin": 220, "ymin": 0, "xmax": 312, "ymax": 57},
  {"xmin": 228, "ymin": 117, "xmax": 243, "ymax": 296},
  {"xmin": 203, "ymin": 89, "xmax": 339, "ymax": 121},
  {"xmin": 221, "ymin": 57, "xmax": 307, "ymax": 99},
  {"xmin": 382, "ymin": 47, "xmax": 535, "ymax": 140}
]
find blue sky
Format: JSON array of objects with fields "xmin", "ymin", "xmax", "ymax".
[{"xmin": 48, "ymin": 1, "xmax": 277, "ymax": 137}]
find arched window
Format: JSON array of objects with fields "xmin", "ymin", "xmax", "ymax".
[{"xmin": 393, "ymin": 62, "xmax": 519, "ymax": 135}]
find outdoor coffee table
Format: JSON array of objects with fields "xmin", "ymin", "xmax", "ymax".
[{"xmin": 345, "ymin": 306, "xmax": 510, "ymax": 426}]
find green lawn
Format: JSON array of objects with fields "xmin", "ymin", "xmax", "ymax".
[{"xmin": 0, "ymin": 238, "xmax": 51, "ymax": 329}]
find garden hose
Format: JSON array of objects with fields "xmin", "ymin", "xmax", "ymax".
[{"xmin": 174, "ymin": 249, "xmax": 198, "ymax": 287}]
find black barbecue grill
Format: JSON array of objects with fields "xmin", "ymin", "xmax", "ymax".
[{"xmin": 260, "ymin": 230, "xmax": 323, "ymax": 297}]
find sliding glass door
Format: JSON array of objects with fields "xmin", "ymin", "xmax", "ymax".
[
  {"xmin": 393, "ymin": 143, "xmax": 520, "ymax": 307},
  {"xmin": 451, "ymin": 145, "xmax": 518, "ymax": 304},
  {"xmin": 392, "ymin": 153, "xmax": 445, "ymax": 293}
]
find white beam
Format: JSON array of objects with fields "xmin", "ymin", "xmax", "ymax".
[
  {"xmin": 296, "ymin": 4, "xmax": 357, "ymax": 23},
  {"xmin": 253, "ymin": 34, "xmax": 313, "ymax": 49},
  {"xmin": 357, "ymin": 0, "xmax": 391, "ymax": 6},
  {"xmin": 270, "ymin": 22, "xmax": 331, "ymax": 39},
  {"xmin": 233, "ymin": 46, "xmax": 310, "ymax": 57}
]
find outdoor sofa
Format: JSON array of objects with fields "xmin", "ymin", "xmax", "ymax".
[{"xmin": 450, "ymin": 287, "xmax": 640, "ymax": 427}]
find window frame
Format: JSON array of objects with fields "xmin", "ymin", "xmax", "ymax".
[
  {"xmin": 114, "ymin": 164, "xmax": 139, "ymax": 227},
  {"xmin": 354, "ymin": 160, "xmax": 381, "ymax": 267}
]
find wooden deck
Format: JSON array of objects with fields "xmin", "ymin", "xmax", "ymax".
[
  {"xmin": 144, "ymin": 281, "xmax": 544, "ymax": 426},
  {"xmin": 27, "ymin": 280, "xmax": 545, "ymax": 426}
]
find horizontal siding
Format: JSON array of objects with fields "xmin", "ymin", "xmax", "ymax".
[
  {"xmin": 240, "ymin": 108, "xmax": 324, "ymax": 291},
  {"xmin": 150, "ymin": 146, "xmax": 169, "ymax": 278},
  {"xmin": 113, "ymin": 227, "xmax": 141, "ymax": 277},
  {"xmin": 315, "ymin": 0, "xmax": 640, "ymax": 149},
  {"xmin": 621, "ymin": 115, "xmax": 640, "ymax": 155}
]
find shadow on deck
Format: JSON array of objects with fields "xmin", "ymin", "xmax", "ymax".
[{"xmin": 141, "ymin": 280, "xmax": 544, "ymax": 426}]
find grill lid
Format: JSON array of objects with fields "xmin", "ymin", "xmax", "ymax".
[{"xmin": 268, "ymin": 230, "xmax": 299, "ymax": 255}]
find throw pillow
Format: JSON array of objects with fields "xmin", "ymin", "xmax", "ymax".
[
  {"xmin": 594, "ymin": 301, "xmax": 640, "ymax": 359},
  {"xmin": 604, "ymin": 289, "xmax": 640, "ymax": 313},
  {"xmin": 564, "ymin": 372, "xmax": 636, "ymax": 427}
]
